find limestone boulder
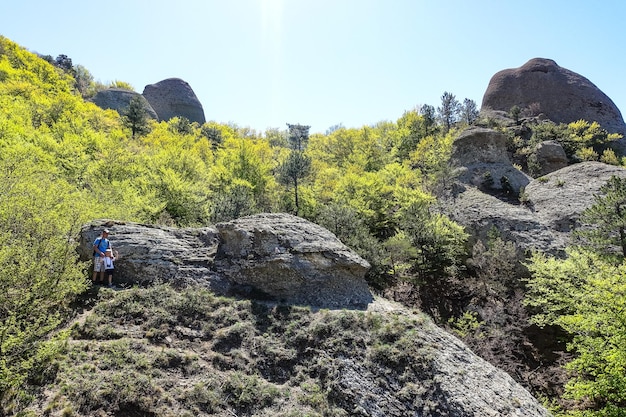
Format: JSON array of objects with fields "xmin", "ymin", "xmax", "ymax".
[
  {"xmin": 451, "ymin": 127, "xmax": 532, "ymax": 194},
  {"xmin": 78, "ymin": 221, "xmax": 222, "ymax": 288},
  {"xmin": 79, "ymin": 213, "xmax": 372, "ymax": 308},
  {"xmin": 524, "ymin": 161, "xmax": 626, "ymax": 235},
  {"xmin": 91, "ymin": 88, "xmax": 157, "ymax": 119},
  {"xmin": 214, "ymin": 213, "xmax": 372, "ymax": 308},
  {"xmin": 481, "ymin": 58, "xmax": 626, "ymax": 146},
  {"xmin": 142, "ymin": 78, "xmax": 206, "ymax": 124},
  {"xmin": 533, "ymin": 140, "xmax": 568, "ymax": 176}
]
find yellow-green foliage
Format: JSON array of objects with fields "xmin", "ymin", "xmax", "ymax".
[
  {"xmin": 0, "ymin": 36, "xmax": 467, "ymax": 408},
  {"xmin": 526, "ymin": 249, "xmax": 626, "ymax": 416}
]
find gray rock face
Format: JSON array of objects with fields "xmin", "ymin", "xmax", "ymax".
[
  {"xmin": 79, "ymin": 221, "xmax": 221, "ymax": 288},
  {"xmin": 332, "ymin": 299, "xmax": 551, "ymax": 417},
  {"xmin": 525, "ymin": 161, "xmax": 626, "ymax": 236},
  {"xmin": 91, "ymin": 88, "xmax": 158, "ymax": 119},
  {"xmin": 79, "ymin": 213, "xmax": 372, "ymax": 308},
  {"xmin": 142, "ymin": 78, "xmax": 206, "ymax": 124},
  {"xmin": 214, "ymin": 213, "xmax": 372, "ymax": 308},
  {"xmin": 445, "ymin": 161, "xmax": 626, "ymax": 256},
  {"xmin": 533, "ymin": 140, "xmax": 568, "ymax": 176},
  {"xmin": 482, "ymin": 58, "xmax": 626, "ymax": 139},
  {"xmin": 452, "ymin": 127, "xmax": 532, "ymax": 194}
]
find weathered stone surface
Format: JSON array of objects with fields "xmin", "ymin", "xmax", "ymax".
[
  {"xmin": 533, "ymin": 140, "xmax": 568, "ymax": 176},
  {"xmin": 142, "ymin": 78, "xmax": 206, "ymax": 124},
  {"xmin": 79, "ymin": 221, "xmax": 222, "ymax": 288},
  {"xmin": 79, "ymin": 213, "xmax": 372, "ymax": 308},
  {"xmin": 481, "ymin": 58, "xmax": 626, "ymax": 142},
  {"xmin": 214, "ymin": 213, "xmax": 372, "ymax": 308},
  {"xmin": 444, "ymin": 161, "xmax": 626, "ymax": 256},
  {"xmin": 525, "ymin": 161, "xmax": 626, "ymax": 235},
  {"xmin": 452, "ymin": 127, "xmax": 532, "ymax": 194},
  {"xmin": 329, "ymin": 298, "xmax": 550, "ymax": 417},
  {"xmin": 91, "ymin": 88, "xmax": 158, "ymax": 119}
]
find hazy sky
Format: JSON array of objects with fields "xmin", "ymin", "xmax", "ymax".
[{"xmin": 2, "ymin": 0, "xmax": 625, "ymax": 134}]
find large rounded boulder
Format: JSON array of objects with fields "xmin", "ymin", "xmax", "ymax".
[
  {"xmin": 142, "ymin": 78, "xmax": 206, "ymax": 124},
  {"xmin": 482, "ymin": 58, "xmax": 626, "ymax": 139}
]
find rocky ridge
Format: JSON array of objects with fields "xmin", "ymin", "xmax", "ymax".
[{"xmin": 445, "ymin": 125, "xmax": 626, "ymax": 256}]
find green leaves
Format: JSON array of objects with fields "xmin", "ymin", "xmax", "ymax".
[
  {"xmin": 0, "ymin": 153, "xmax": 88, "ymax": 394},
  {"xmin": 526, "ymin": 248, "xmax": 626, "ymax": 414},
  {"xmin": 575, "ymin": 175, "xmax": 626, "ymax": 263}
]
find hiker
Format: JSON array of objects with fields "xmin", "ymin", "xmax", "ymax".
[
  {"xmin": 92, "ymin": 229, "xmax": 111, "ymax": 285},
  {"xmin": 103, "ymin": 248, "xmax": 119, "ymax": 288}
]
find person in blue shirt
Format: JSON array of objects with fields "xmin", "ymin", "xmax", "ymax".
[{"xmin": 92, "ymin": 229, "xmax": 111, "ymax": 284}]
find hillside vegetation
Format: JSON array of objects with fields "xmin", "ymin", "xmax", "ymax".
[{"xmin": 1, "ymin": 35, "xmax": 626, "ymax": 416}]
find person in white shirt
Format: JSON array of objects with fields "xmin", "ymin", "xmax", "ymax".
[{"xmin": 103, "ymin": 248, "xmax": 119, "ymax": 288}]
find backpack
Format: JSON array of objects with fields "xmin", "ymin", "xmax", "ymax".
[{"xmin": 93, "ymin": 237, "xmax": 111, "ymax": 256}]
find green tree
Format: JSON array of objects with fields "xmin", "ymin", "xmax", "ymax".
[
  {"xmin": 419, "ymin": 104, "xmax": 437, "ymax": 136},
  {"xmin": 122, "ymin": 96, "xmax": 151, "ymax": 138},
  {"xmin": 459, "ymin": 98, "xmax": 479, "ymax": 125},
  {"xmin": 509, "ymin": 105, "xmax": 521, "ymax": 125},
  {"xmin": 525, "ymin": 248, "xmax": 626, "ymax": 415},
  {"xmin": 73, "ymin": 64, "xmax": 95, "ymax": 98},
  {"xmin": 574, "ymin": 175, "xmax": 626, "ymax": 263},
  {"xmin": 0, "ymin": 154, "xmax": 88, "ymax": 398},
  {"xmin": 399, "ymin": 200, "xmax": 468, "ymax": 318},
  {"xmin": 53, "ymin": 54, "xmax": 75, "ymax": 76},
  {"xmin": 437, "ymin": 91, "xmax": 460, "ymax": 132},
  {"xmin": 169, "ymin": 117, "xmax": 194, "ymax": 135},
  {"xmin": 210, "ymin": 180, "xmax": 257, "ymax": 222},
  {"xmin": 565, "ymin": 120, "xmax": 622, "ymax": 162},
  {"xmin": 278, "ymin": 124, "xmax": 311, "ymax": 216}
]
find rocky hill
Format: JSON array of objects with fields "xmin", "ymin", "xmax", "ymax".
[
  {"xmin": 22, "ymin": 56, "xmax": 626, "ymax": 416},
  {"xmin": 25, "ymin": 215, "xmax": 550, "ymax": 416}
]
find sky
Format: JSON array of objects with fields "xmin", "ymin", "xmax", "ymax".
[{"xmin": 1, "ymin": 0, "xmax": 625, "ymax": 134}]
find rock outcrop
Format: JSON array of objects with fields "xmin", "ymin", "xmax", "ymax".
[
  {"xmin": 445, "ymin": 159, "xmax": 626, "ymax": 256},
  {"xmin": 142, "ymin": 78, "xmax": 206, "ymax": 124},
  {"xmin": 79, "ymin": 213, "xmax": 372, "ymax": 308},
  {"xmin": 481, "ymin": 58, "xmax": 626, "ymax": 141},
  {"xmin": 214, "ymin": 213, "xmax": 372, "ymax": 307},
  {"xmin": 533, "ymin": 140, "xmax": 568, "ymax": 176},
  {"xmin": 451, "ymin": 127, "xmax": 531, "ymax": 194},
  {"xmin": 91, "ymin": 88, "xmax": 158, "ymax": 119}
]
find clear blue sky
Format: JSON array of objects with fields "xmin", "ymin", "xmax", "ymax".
[{"xmin": 2, "ymin": 0, "xmax": 625, "ymax": 134}]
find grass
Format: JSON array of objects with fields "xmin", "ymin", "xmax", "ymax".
[{"xmin": 16, "ymin": 283, "xmax": 449, "ymax": 416}]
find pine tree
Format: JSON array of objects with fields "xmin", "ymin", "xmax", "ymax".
[
  {"xmin": 278, "ymin": 123, "xmax": 311, "ymax": 216},
  {"xmin": 574, "ymin": 175, "xmax": 626, "ymax": 262},
  {"xmin": 122, "ymin": 96, "xmax": 150, "ymax": 138},
  {"xmin": 437, "ymin": 91, "xmax": 460, "ymax": 132}
]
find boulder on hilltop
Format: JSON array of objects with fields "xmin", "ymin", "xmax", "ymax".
[
  {"xmin": 481, "ymin": 58, "xmax": 626, "ymax": 149},
  {"xmin": 79, "ymin": 213, "xmax": 372, "ymax": 308},
  {"xmin": 214, "ymin": 213, "xmax": 372, "ymax": 308},
  {"xmin": 142, "ymin": 77, "xmax": 206, "ymax": 124}
]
